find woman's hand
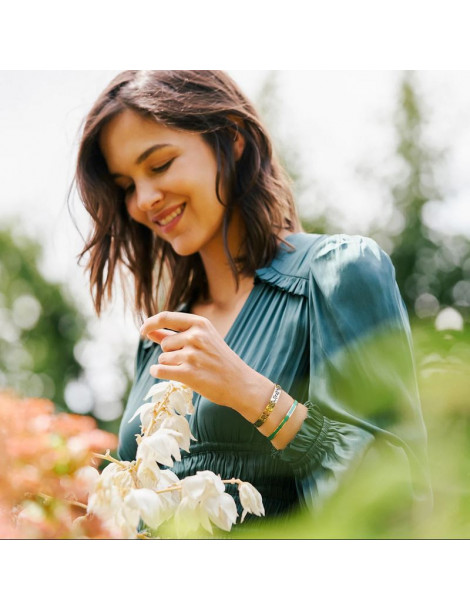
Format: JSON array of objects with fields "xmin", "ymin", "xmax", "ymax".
[{"xmin": 140, "ymin": 311, "xmax": 273, "ymax": 422}]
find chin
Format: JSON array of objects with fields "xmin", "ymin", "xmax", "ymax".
[{"xmin": 166, "ymin": 237, "xmax": 200, "ymax": 258}]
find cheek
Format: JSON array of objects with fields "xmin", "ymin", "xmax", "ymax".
[
  {"xmin": 125, "ymin": 199, "xmax": 145, "ymax": 223},
  {"xmin": 178, "ymin": 154, "xmax": 219, "ymax": 200}
]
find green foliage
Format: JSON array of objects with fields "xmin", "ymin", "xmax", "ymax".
[
  {"xmin": 225, "ymin": 322, "xmax": 470, "ymax": 539},
  {"xmin": 0, "ymin": 223, "xmax": 86, "ymax": 410}
]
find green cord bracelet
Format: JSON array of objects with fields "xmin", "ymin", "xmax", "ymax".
[{"xmin": 267, "ymin": 400, "xmax": 298, "ymax": 441}]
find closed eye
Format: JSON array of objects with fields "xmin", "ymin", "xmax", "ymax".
[
  {"xmin": 114, "ymin": 158, "xmax": 174, "ymax": 195},
  {"xmin": 151, "ymin": 159, "xmax": 174, "ymax": 174}
]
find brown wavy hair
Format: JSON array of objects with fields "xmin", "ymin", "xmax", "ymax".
[{"xmin": 73, "ymin": 70, "xmax": 301, "ymax": 320}]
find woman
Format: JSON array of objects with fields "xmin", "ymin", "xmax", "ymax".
[{"xmin": 75, "ymin": 70, "xmax": 431, "ymax": 527}]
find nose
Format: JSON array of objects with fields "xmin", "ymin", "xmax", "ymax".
[{"xmin": 136, "ymin": 181, "xmax": 164, "ymax": 212}]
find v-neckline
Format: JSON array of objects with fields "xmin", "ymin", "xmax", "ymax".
[
  {"xmin": 142, "ymin": 234, "xmax": 300, "ymax": 351},
  {"xmin": 188, "ymin": 235, "xmax": 300, "ymax": 343}
]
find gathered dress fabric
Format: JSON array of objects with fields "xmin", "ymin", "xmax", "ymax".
[{"xmin": 118, "ymin": 232, "xmax": 432, "ymax": 523}]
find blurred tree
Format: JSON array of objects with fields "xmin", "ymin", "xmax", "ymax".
[
  {"xmin": 254, "ymin": 72, "xmax": 331, "ymax": 234},
  {"xmin": 372, "ymin": 71, "xmax": 470, "ymax": 320},
  {"xmin": 255, "ymin": 71, "xmax": 305, "ymax": 200},
  {"xmin": 0, "ymin": 223, "xmax": 85, "ymax": 410}
]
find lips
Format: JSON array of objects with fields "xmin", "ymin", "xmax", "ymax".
[{"xmin": 151, "ymin": 203, "xmax": 186, "ymax": 227}]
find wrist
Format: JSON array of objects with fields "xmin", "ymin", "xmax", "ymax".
[
  {"xmin": 268, "ymin": 400, "xmax": 308, "ymax": 449},
  {"xmin": 228, "ymin": 369, "xmax": 307, "ymax": 450},
  {"xmin": 232, "ymin": 369, "xmax": 275, "ymax": 423},
  {"xmin": 256, "ymin": 390, "xmax": 308, "ymax": 449}
]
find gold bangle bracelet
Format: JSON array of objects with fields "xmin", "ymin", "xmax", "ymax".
[{"xmin": 254, "ymin": 384, "xmax": 282, "ymax": 428}]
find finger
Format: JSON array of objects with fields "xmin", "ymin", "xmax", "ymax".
[
  {"xmin": 147, "ymin": 328, "xmax": 177, "ymax": 344},
  {"xmin": 140, "ymin": 311, "xmax": 207, "ymax": 338},
  {"xmin": 159, "ymin": 330, "xmax": 191, "ymax": 352},
  {"xmin": 157, "ymin": 350, "xmax": 184, "ymax": 366},
  {"xmin": 149, "ymin": 362, "xmax": 186, "ymax": 383}
]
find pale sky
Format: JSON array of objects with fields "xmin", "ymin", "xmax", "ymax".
[{"xmin": 1, "ymin": 70, "xmax": 469, "ymax": 418}]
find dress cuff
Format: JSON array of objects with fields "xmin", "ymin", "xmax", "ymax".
[{"xmin": 271, "ymin": 401, "xmax": 329, "ymax": 472}]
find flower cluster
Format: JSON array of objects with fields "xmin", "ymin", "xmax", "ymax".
[
  {"xmin": 0, "ymin": 390, "xmax": 119, "ymax": 539},
  {"xmin": 87, "ymin": 381, "xmax": 265, "ymax": 537}
]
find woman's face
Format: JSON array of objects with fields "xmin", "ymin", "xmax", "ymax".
[{"xmin": 99, "ymin": 109, "xmax": 230, "ymax": 258}]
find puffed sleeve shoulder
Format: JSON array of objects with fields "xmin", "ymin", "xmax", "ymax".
[{"xmin": 272, "ymin": 234, "xmax": 432, "ymax": 513}]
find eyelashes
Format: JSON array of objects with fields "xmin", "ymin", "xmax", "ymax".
[
  {"xmin": 151, "ymin": 159, "xmax": 174, "ymax": 174},
  {"xmin": 117, "ymin": 158, "xmax": 175, "ymax": 196}
]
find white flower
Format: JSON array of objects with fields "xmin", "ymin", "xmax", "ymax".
[
  {"xmin": 99, "ymin": 462, "xmax": 135, "ymax": 493},
  {"xmin": 129, "ymin": 382, "xmax": 194, "ymax": 437},
  {"xmin": 145, "ymin": 381, "xmax": 194, "ymax": 416},
  {"xmin": 136, "ymin": 459, "xmax": 180, "ymax": 494},
  {"xmin": 87, "ymin": 462, "xmax": 138, "ymax": 533},
  {"xmin": 181, "ymin": 470, "xmax": 225, "ymax": 503},
  {"xmin": 175, "ymin": 498, "xmax": 213, "ymax": 536},
  {"xmin": 144, "ymin": 381, "xmax": 173, "ymax": 403},
  {"xmin": 125, "ymin": 468, "xmax": 182, "ymax": 532},
  {"xmin": 160, "ymin": 413, "xmax": 196, "ymax": 452},
  {"xmin": 125, "ymin": 488, "xmax": 170, "ymax": 530},
  {"xmin": 136, "ymin": 459, "xmax": 161, "ymax": 489},
  {"xmin": 128, "ymin": 401, "xmax": 156, "ymax": 428},
  {"xmin": 158, "ymin": 468, "xmax": 181, "ymax": 487},
  {"xmin": 157, "ymin": 468, "xmax": 181, "ymax": 506},
  {"xmin": 87, "ymin": 463, "xmax": 136, "ymax": 523},
  {"xmin": 113, "ymin": 503, "xmax": 141, "ymax": 539},
  {"xmin": 175, "ymin": 471, "xmax": 238, "ymax": 535},
  {"xmin": 204, "ymin": 493, "xmax": 238, "ymax": 532},
  {"xmin": 155, "ymin": 469, "xmax": 182, "ymax": 515},
  {"xmin": 74, "ymin": 465, "xmax": 101, "ymax": 496},
  {"xmin": 88, "ymin": 483, "xmax": 122, "ymax": 518},
  {"xmin": 238, "ymin": 482, "xmax": 265, "ymax": 522},
  {"xmin": 167, "ymin": 384, "xmax": 194, "ymax": 416},
  {"xmin": 136, "ymin": 429, "xmax": 183, "ymax": 467}
]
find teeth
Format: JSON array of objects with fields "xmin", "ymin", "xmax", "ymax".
[{"xmin": 158, "ymin": 205, "xmax": 184, "ymax": 226}]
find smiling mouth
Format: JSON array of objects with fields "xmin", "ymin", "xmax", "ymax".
[{"xmin": 155, "ymin": 204, "xmax": 186, "ymax": 227}]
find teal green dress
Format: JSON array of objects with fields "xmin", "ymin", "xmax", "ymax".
[{"xmin": 118, "ymin": 233, "xmax": 431, "ymax": 520}]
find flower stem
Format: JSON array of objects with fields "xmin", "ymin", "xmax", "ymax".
[
  {"xmin": 154, "ymin": 478, "xmax": 242, "ymax": 495},
  {"xmin": 93, "ymin": 451, "xmax": 125, "ymax": 467},
  {"xmin": 37, "ymin": 492, "xmax": 87, "ymax": 511},
  {"xmin": 222, "ymin": 478, "xmax": 242, "ymax": 486},
  {"xmin": 69, "ymin": 500, "xmax": 88, "ymax": 510},
  {"xmin": 143, "ymin": 389, "xmax": 173, "ymax": 436},
  {"xmin": 155, "ymin": 485, "xmax": 181, "ymax": 494}
]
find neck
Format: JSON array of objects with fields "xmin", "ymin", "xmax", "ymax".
[
  {"xmin": 196, "ymin": 215, "xmax": 293, "ymax": 309},
  {"xmin": 200, "ymin": 254, "xmax": 254, "ymax": 310},
  {"xmin": 199, "ymin": 245, "xmax": 253, "ymax": 311}
]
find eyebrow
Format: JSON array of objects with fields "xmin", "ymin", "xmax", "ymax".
[{"xmin": 110, "ymin": 143, "xmax": 172, "ymax": 178}]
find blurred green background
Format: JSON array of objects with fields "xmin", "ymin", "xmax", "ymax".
[{"xmin": 1, "ymin": 71, "xmax": 469, "ymax": 537}]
